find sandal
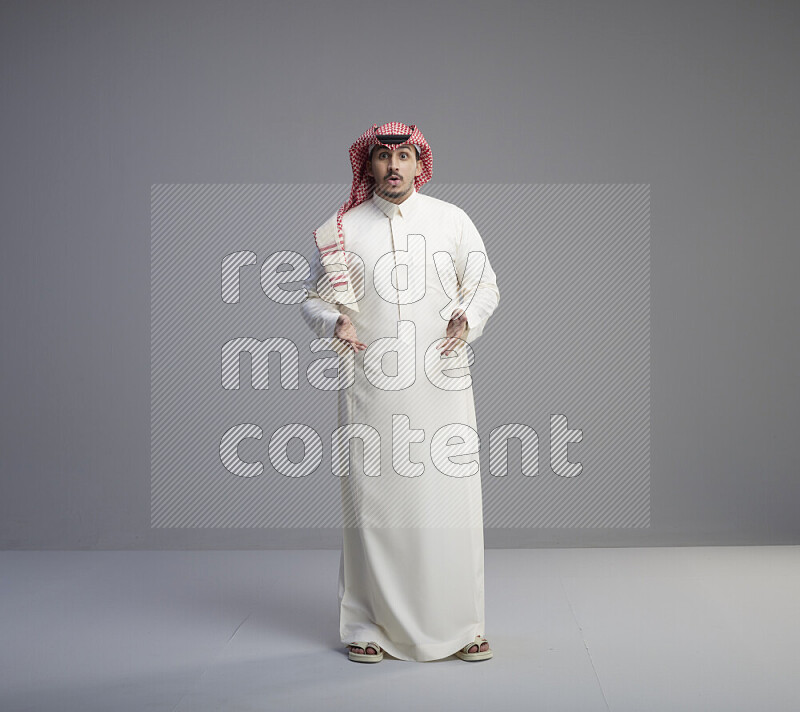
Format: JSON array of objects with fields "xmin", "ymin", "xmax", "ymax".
[
  {"xmin": 455, "ymin": 634, "xmax": 493, "ymax": 661},
  {"xmin": 348, "ymin": 641, "xmax": 384, "ymax": 663}
]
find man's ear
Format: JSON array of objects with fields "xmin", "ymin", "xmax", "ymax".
[
  {"xmin": 414, "ymin": 160, "xmax": 422, "ymax": 177},
  {"xmin": 365, "ymin": 159, "xmax": 373, "ymax": 178}
]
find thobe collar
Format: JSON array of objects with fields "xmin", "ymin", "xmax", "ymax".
[{"xmin": 371, "ymin": 187, "xmax": 419, "ymax": 220}]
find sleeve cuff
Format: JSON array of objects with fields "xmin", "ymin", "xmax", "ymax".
[
  {"xmin": 323, "ymin": 311, "xmax": 341, "ymax": 340},
  {"xmin": 462, "ymin": 305, "xmax": 483, "ymax": 344}
]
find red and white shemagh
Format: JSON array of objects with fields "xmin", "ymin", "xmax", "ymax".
[{"xmin": 313, "ymin": 122, "xmax": 433, "ymax": 312}]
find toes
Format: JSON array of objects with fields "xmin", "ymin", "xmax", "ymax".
[
  {"xmin": 349, "ymin": 645, "xmax": 378, "ymax": 655},
  {"xmin": 467, "ymin": 642, "xmax": 490, "ymax": 653}
]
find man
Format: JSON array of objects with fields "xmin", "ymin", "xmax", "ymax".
[{"xmin": 301, "ymin": 122, "xmax": 500, "ymax": 662}]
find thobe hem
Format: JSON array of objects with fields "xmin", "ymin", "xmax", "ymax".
[{"xmin": 341, "ymin": 626, "xmax": 485, "ymax": 662}]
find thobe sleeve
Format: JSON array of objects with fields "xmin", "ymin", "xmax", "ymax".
[
  {"xmin": 454, "ymin": 210, "xmax": 500, "ymax": 344},
  {"xmin": 300, "ymin": 241, "xmax": 342, "ymax": 340}
]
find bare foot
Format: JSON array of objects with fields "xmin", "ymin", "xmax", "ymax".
[
  {"xmin": 349, "ymin": 644, "xmax": 378, "ymax": 655},
  {"xmin": 466, "ymin": 637, "xmax": 490, "ymax": 654}
]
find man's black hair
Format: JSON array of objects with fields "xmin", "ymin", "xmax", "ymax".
[{"xmin": 369, "ymin": 144, "xmax": 420, "ymax": 161}]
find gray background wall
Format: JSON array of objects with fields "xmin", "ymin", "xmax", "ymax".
[{"xmin": 1, "ymin": 0, "xmax": 798, "ymax": 549}]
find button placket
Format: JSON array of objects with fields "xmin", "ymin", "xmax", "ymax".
[
  {"xmin": 389, "ymin": 212, "xmax": 415, "ymax": 346},
  {"xmin": 389, "ymin": 212, "xmax": 402, "ymax": 319}
]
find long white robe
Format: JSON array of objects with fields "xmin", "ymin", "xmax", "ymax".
[{"xmin": 301, "ymin": 187, "xmax": 500, "ymax": 661}]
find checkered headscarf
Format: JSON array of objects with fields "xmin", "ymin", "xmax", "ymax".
[{"xmin": 313, "ymin": 122, "xmax": 433, "ymax": 312}]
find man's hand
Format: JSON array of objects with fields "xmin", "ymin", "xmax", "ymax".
[
  {"xmin": 437, "ymin": 308, "xmax": 468, "ymax": 356},
  {"xmin": 334, "ymin": 314, "xmax": 367, "ymax": 352}
]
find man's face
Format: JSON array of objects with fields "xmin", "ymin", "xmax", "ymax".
[{"xmin": 366, "ymin": 144, "xmax": 422, "ymax": 204}]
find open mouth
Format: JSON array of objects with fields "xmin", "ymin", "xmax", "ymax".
[{"xmin": 387, "ymin": 176, "xmax": 402, "ymax": 185}]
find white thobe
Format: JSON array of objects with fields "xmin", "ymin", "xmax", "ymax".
[{"xmin": 301, "ymin": 187, "xmax": 500, "ymax": 661}]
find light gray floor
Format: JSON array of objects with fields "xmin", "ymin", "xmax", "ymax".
[{"xmin": 1, "ymin": 546, "xmax": 798, "ymax": 711}]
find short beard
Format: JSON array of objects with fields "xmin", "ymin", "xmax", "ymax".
[{"xmin": 376, "ymin": 181, "xmax": 413, "ymax": 201}]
